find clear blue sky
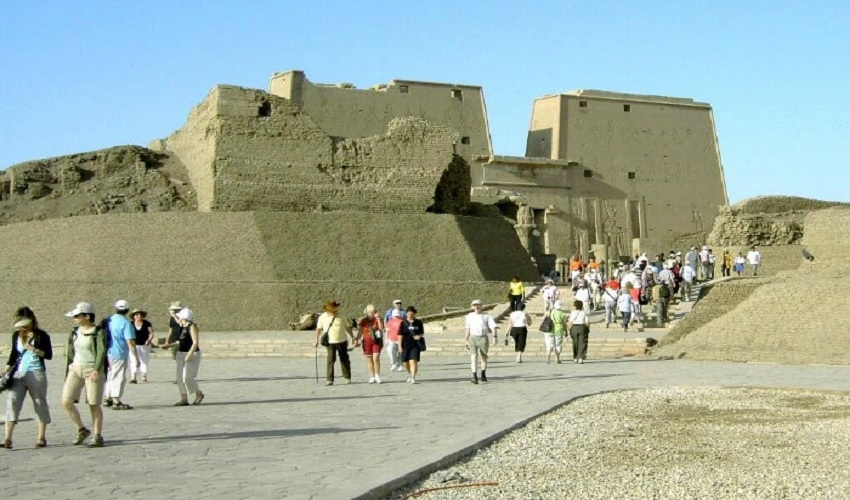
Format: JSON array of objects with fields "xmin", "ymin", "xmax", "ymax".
[{"xmin": 1, "ymin": 0, "xmax": 847, "ymax": 203}]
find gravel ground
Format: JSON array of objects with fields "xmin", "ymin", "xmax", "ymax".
[{"xmin": 390, "ymin": 387, "xmax": 850, "ymax": 500}]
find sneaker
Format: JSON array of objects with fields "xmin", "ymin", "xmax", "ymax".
[
  {"xmin": 368, "ymin": 377, "xmax": 376, "ymax": 384},
  {"xmin": 72, "ymin": 427, "xmax": 91, "ymax": 445},
  {"xmin": 374, "ymin": 375, "xmax": 382, "ymax": 384},
  {"xmin": 410, "ymin": 378, "xmax": 418, "ymax": 384},
  {"xmin": 325, "ymin": 381, "xmax": 333, "ymax": 386},
  {"xmin": 344, "ymin": 378, "xmax": 352, "ymax": 385},
  {"xmin": 406, "ymin": 375, "xmax": 413, "ymax": 383},
  {"xmin": 578, "ymin": 359, "xmax": 585, "ymax": 364},
  {"xmin": 88, "ymin": 435, "xmax": 104, "ymax": 448},
  {"xmin": 574, "ymin": 359, "xmax": 579, "ymax": 363}
]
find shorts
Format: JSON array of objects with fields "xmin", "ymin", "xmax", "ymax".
[
  {"xmin": 62, "ymin": 364, "xmax": 105, "ymax": 405},
  {"xmin": 402, "ymin": 346, "xmax": 421, "ymax": 363}
]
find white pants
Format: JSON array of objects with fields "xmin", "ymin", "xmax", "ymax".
[
  {"xmin": 543, "ymin": 333, "xmax": 563, "ymax": 353},
  {"xmin": 130, "ymin": 345, "xmax": 152, "ymax": 376},
  {"xmin": 176, "ymin": 352, "xmax": 202, "ymax": 395},
  {"xmin": 385, "ymin": 340, "xmax": 400, "ymax": 366},
  {"xmin": 105, "ymin": 358, "xmax": 128, "ymax": 399}
]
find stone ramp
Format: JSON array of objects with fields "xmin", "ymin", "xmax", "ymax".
[{"xmin": 655, "ymin": 208, "xmax": 850, "ymax": 364}]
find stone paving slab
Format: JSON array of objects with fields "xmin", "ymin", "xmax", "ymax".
[{"xmin": 1, "ymin": 355, "xmax": 849, "ymax": 499}]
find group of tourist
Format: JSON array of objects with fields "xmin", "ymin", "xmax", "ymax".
[{"xmin": 1, "ymin": 300, "xmax": 202, "ymax": 449}]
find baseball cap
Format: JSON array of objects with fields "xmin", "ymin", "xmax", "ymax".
[
  {"xmin": 471, "ymin": 299, "xmax": 483, "ymax": 306},
  {"xmin": 66, "ymin": 302, "xmax": 95, "ymax": 317},
  {"xmin": 114, "ymin": 299, "xmax": 130, "ymax": 310},
  {"xmin": 393, "ymin": 299, "xmax": 402, "ymax": 305}
]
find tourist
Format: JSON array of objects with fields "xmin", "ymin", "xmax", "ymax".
[
  {"xmin": 568, "ymin": 299, "xmax": 590, "ymax": 364},
  {"xmin": 657, "ymin": 263, "xmax": 676, "ymax": 300},
  {"xmin": 384, "ymin": 310, "xmax": 403, "ymax": 372},
  {"xmin": 574, "ymin": 280, "xmax": 591, "ymax": 313},
  {"xmin": 314, "ymin": 299, "xmax": 355, "ymax": 386},
  {"xmin": 508, "ymin": 302, "xmax": 532, "ymax": 363},
  {"xmin": 628, "ymin": 276, "xmax": 643, "ymax": 326},
  {"xmin": 747, "ymin": 246, "xmax": 761, "ymax": 276},
  {"xmin": 508, "ymin": 276, "xmax": 524, "ymax": 312},
  {"xmin": 541, "ymin": 278, "xmax": 560, "ymax": 315},
  {"xmin": 585, "ymin": 267, "xmax": 603, "ymax": 309},
  {"xmin": 464, "ymin": 299, "xmax": 498, "ymax": 383},
  {"xmin": 602, "ymin": 278, "xmax": 620, "ymax": 328},
  {"xmin": 546, "ymin": 300, "xmax": 568, "ymax": 364},
  {"xmin": 685, "ymin": 247, "xmax": 699, "ymax": 274},
  {"xmin": 160, "ymin": 308, "xmax": 204, "ymax": 405},
  {"xmin": 568, "ymin": 254, "xmax": 584, "ymax": 283},
  {"xmin": 61, "ymin": 302, "xmax": 108, "ymax": 448},
  {"xmin": 167, "ymin": 302, "xmax": 184, "ymax": 360},
  {"xmin": 699, "ymin": 246, "xmax": 711, "ymax": 282},
  {"xmin": 617, "ymin": 284, "xmax": 636, "ymax": 332},
  {"xmin": 656, "ymin": 279, "xmax": 672, "ymax": 324},
  {"xmin": 680, "ymin": 263, "xmax": 696, "ymax": 301},
  {"xmin": 129, "ymin": 309, "xmax": 154, "ymax": 384},
  {"xmin": 721, "ymin": 250, "xmax": 733, "ymax": 277},
  {"xmin": 707, "ymin": 249, "xmax": 717, "ymax": 280},
  {"xmin": 2, "ymin": 309, "xmax": 52, "ymax": 449},
  {"xmin": 356, "ymin": 305, "xmax": 384, "ymax": 384},
  {"xmin": 104, "ymin": 300, "xmax": 137, "ymax": 410},
  {"xmin": 399, "ymin": 306, "xmax": 425, "ymax": 384},
  {"xmin": 734, "ymin": 252, "xmax": 746, "ymax": 277},
  {"xmin": 384, "ymin": 299, "xmax": 403, "ymax": 323}
]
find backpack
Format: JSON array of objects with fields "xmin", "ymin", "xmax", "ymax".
[{"xmin": 99, "ymin": 316, "xmax": 113, "ymax": 349}]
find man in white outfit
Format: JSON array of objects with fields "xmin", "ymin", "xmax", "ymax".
[{"xmin": 464, "ymin": 299, "xmax": 498, "ymax": 385}]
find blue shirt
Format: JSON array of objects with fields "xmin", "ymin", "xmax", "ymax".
[
  {"xmin": 108, "ymin": 314, "xmax": 136, "ymax": 360},
  {"xmin": 17, "ymin": 338, "xmax": 45, "ymax": 372}
]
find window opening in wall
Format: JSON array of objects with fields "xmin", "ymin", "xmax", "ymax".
[
  {"xmin": 628, "ymin": 172, "xmax": 636, "ymax": 180},
  {"xmin": 461, "ymin": 136, "xmax": 470, "ymax": 145},
  {"xmin": 399, "ymin": 85, "xmax": 409, "ymax": 93},
  {"xmin": 258, "ymin": 101, "xmax": 272, "ymax": 117},
  {"xmin": 583, "ymin": 169, "xmax": 592, "ymax": 178},
  {"xmin": 451, "ymin": 89, "xmax": 463, "ymax": 101},
  {"xmin": 623, "ymin": 104, "xmax": 631, "ymax": 112},
  {"xmin": 579, "ymin": 100, "xmax": 588, "ymax": 108}
]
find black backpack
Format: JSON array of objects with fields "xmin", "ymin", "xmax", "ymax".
[{"xmin": 99, "ymin": 316, "xmax": 113, "ymax": 349}]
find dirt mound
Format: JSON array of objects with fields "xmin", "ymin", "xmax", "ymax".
[{"xmin": 0, "ymin": 145, "xmax": 196, "ymax": 225}]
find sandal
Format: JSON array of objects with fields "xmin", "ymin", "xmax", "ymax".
[
  {"xmin": 112, "ymin": 402, "xmax": 133, "ymax": 410},
  {"xmin": 192, "ymin": 392, "xmax": 205, "ymax": 406},
  {"xmin": 173, "ymin": 401, "xmax": 189, "ymax": 406},
  {"xmin": 0, "ymin": 439, "xmax": 12, "ymax": 449},
  {"xmin": 36, "ymin": 439, "xmax": 46, "ymax": 448}
]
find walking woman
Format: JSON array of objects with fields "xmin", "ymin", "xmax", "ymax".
[
  {"xmin": 160, "ymin": 308, "xmax": 204, "ymax": 405},
  {"xmin": 314, "ymin": 299, "xmax": 356, "ymax": 386},
  {"xmin": 129, "ymin": 309, "xmax": 154, "ymax": 383},
  {"xmin": 568, "ymin": 300, "xmax": 590, "ymax": 364},
  {"xmin": 399, "ymin": 306, "xmax": 425, "ymax": 384},
  {"xmin": 617, "ymin": 284, "xmax": 637, "ymax": 332},
  {"xmin": 356, "ymin": 304, "xmax": 384, "ymax": 384},
  {"xmin": 508, "ymin": 302, "xmax": 532, "ymax": 363},
  {"xmin": 61, "ymin": 302, "xmax": 108, "ymax": 447},
  {"xmin": 2, "ymin": 308, "xmax": 52, "ymax": 449},
  {"xmin": 545, "ymin": 300, "xmax": 568, "ymax": 364},
  {"xmin": 508, "ymin": 276, "xmax": 525, "ymax": 312}
]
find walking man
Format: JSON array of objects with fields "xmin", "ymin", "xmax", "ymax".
[
  {"xmin": 746, "ymin": 246, "xmax": 761, "ymax": 276},
  {"xmin": 104, "ymin": 300, "xmax": 137, "ymax": 410},
  {"xmin": 464, "ymin": 299, "xmax": 498, "ymax": 384}
]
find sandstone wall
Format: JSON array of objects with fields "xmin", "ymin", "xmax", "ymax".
[
  {"xmin": 655, "ymin": 208, "xmax": 850, "ymax": 365},
  {"xmin": 158, "ymin": 85, "xmax": 467, "ymax": 215},
  {"xmin": 0, "ymin": 212, "xmax": 537, "ymax": 334}
]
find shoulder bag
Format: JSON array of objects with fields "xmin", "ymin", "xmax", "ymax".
[
  {"xmin": 319, "ymin": 316, "xmax": 336, "ymax": 347},
  {"xmin": 0, "ymin": 347, "xmax": 22, "ymax": 393},
  {"xmin": 539, "ymin": 312, "xmax": 553, "ymax": 333}
]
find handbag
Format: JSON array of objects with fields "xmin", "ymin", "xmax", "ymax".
[
  {"xmin": 539, "ymin": 313, "xmax": 553, "ymax": 333},
  {"xmin": 370, "ymin": 327, "xmax": 383, "ymax": 345},
  {"xmin": 416, "ymin": 336, "xmax": 426, "ymax": 352},
  {"xmin": 319, "ymin": 316, "xmax": 336, "ymax": 347},
  {"xmin": 0, "ymin": 352, "xmax": 22, "ymax": 393}
]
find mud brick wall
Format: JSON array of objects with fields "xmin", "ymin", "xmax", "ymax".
[{"xmin": 0, "ymin": 211, "xmax": 537, "ymax": 334}]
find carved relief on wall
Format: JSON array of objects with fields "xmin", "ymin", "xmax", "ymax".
[
  {"xmin": 601, "ymin": 199, "xmax": 626, "ymax": 258},
  {"xmin": 691, "ymin": 203, "xmax": 705, "ymax": 232}
]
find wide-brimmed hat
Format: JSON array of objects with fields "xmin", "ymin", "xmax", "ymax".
[
  {"xmin": 168, "ymin": 301, "xmax": 184, "ymax": 311},
  {"xmin": 130, "ymin": 309, "xmax": 147, "ymax": 318},
  {"xmin": 176, "ymin": 308, "xmax": 194, "ymax": 322},
  {"xmin": 323, "ymin": 299, "xmax": 341, "ymax": 312}
]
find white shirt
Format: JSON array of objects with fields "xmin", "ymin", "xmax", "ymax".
[
  {"xmin": 735, "ymin": 256, "xmax": 746, "ymax": 265},
  {"xmin": 465, "ymin": 312, "xmax": 497, "ymax": 337},
  {"xmin": 617, "ymin": 294, "xmax": 634, "ymax": 313},
  {"xmin": 681, "ymin": 265, "xmax": 696, "ymax": 283},
  {"xmin": 508, "ymin": 310, "xmax": 530, "ymax": 328},
  {"xmin": 542, "ymin": 285, "xmax": 560, "ymax": 301},
  {"xmin": 747, "ymin": 250, "xmax": 761, "ymax": 265},
  {"xmin": 568, "ymin": 310, "xmax": 589, "ymax": 325},
  {"xmin": 574, "ymin": 288, "xmax": 590, "ymax": 302}
]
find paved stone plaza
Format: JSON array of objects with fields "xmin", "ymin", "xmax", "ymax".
[{"xmin": 1, "ymin": 354, "xmax": 849, "ymax": 499}]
